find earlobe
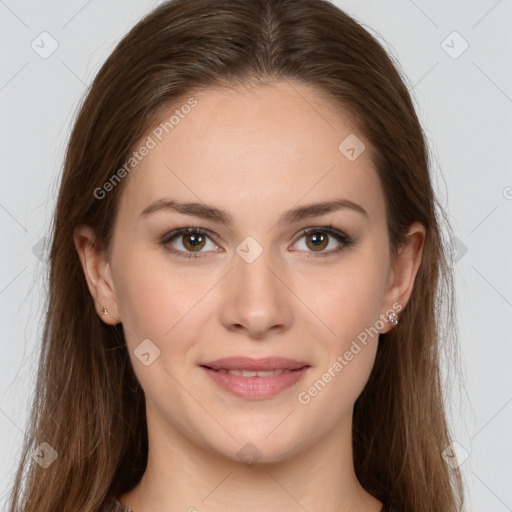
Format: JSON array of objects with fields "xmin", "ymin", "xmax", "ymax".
[
  {"xmin": 73, "ymin": 224, "xmax": 120, "ymax": 325},
  {"xmin": 380, "ymin": 222, "xmax": 425, "ymax": 334}
]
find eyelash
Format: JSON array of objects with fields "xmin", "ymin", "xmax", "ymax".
[{"xmin": 159, "ymin": 223, "xmax": 353, "ymax": 260}]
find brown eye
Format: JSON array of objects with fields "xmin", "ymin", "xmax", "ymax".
[
  {"xmin": 293, "ymin": 226, "xmax": 353, "ymax": 258},
  {"xmin": 304, "ymin": 232, "xmax": 329, "ymax": 251},
  {"xmin": 181, "ymin": 232, "xmax": 206, "ymax": 252},
  {"xmin": 160, "ymin": 227, "xmax": 218, "ymax": 259}
]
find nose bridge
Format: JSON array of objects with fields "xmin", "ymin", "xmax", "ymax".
[
  {"xmin": 237, "ymin": 241, "xmax": 278, "ymax": 296},
  {"xmin": 221, "ymin": 236, "xmax": 292, "ymax": 337}
]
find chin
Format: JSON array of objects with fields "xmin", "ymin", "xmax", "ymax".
[{"xmin": 201, "ymin": 422, "xmax": 310, "ymax": 466}]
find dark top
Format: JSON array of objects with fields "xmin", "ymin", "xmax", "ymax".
[{"xmin": 102, "ymin": 497, "xmax": 401, "ymax": 511}]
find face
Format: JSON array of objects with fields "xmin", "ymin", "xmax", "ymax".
[{"xmin": 76, "ymin": 80, "xmax": 423, "ymax": 464}]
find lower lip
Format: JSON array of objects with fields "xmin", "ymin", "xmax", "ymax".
[{"xmin": 201, "ymin": 366, "xmax": 310, "ymax": 399}]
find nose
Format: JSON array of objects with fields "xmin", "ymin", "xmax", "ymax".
[{"xmin": 219, "ymin": 246, "xmax": 293, "ymax": 339}]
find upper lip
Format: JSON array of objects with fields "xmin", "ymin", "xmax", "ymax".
[{"xmin": 200, "ymin": 357, "xmax": 310, "ymax": 371}]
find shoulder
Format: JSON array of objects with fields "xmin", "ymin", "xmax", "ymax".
[{"xmin": 99, "ymin": 496, "xmax": 133, "ymax": 512}]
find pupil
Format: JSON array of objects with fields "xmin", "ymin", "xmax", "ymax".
[
  {"xmin": 187, "ymin": 234, "xmax": 202, "ymax": 246},
  {"xmin": 307, "ymin": 232, "xmax": 327, "ymax": 251}
]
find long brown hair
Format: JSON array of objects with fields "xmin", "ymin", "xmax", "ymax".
[{"xmin": 8, "ymin": 1, "xmax": 465, "ymax": 510}]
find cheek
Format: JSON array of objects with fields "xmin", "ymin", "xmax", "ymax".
[
  {"xmin": 112, "ymin": 248, "xmax": 219, "ymax": 350},
  {"xmin": 111, "ymin": 247, "xmax": 174, "ymax": 338},
  {"xmin": 112, "ymin": 252, "xmax": 206, "ymax": 399},
  {"xmin": 298, "ymin": 269, "xmax": 383, "ymax": 419},
  {"xmin": 309, "ymin": 259, "xmax": 387, "ymax": 343},
  {"xmin": 297, "ymin": 252, "xmax": 387, "ymax": 403}
]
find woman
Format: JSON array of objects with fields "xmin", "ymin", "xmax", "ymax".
[{"xmin": 8, "ymin": 0, "xmax": 465, "ymax": 510}]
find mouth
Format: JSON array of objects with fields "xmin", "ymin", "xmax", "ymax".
[
  {"xmin": 199, "ymin": 357, "xmax": 311, "ymax": 399},
  {"xmin": 200, "ymin": 356, "xmax": 309, "ymax": 372},
  {"xmin": 201, "ymin": 367, "xmax": 304, "ymax": 377}
]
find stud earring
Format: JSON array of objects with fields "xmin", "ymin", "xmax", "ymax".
[
  {"xmin": 388, "ymin": 311, "xmax": 399, "ymax": 326},
  {"xmin": 99, "ymin": 307, "xmax": 108, "ymax": 315}
]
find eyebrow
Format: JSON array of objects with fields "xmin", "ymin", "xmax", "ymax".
[{"xmin": 139, "ymin": 197, "xmax": 368, "ymax": 225}]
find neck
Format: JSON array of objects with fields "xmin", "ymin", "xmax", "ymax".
[{"xmin": 120, "ymin": 403, "xmax": 383, "ymax": 512}]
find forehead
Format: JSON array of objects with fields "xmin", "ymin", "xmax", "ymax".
[{"xmin": 117, "ymin": 81, "xmax": 385, "ymax": 225}]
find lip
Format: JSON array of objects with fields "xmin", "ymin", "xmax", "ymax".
[
  {"xmin": 200, "ymin": 356, "xmax": 309, "ymax": 371},
  {"xmin": 200, "ymin": 357, "xmax": 310, "ymax": 400}
]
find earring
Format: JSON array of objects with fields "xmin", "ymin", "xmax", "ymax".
[
  {"xmin": 99, "ymin": 307, "xmax": 108, "ymax": 315},
  {"xmin": 388, "ymin": 311, "xmax": 399, "ymax": 326}
]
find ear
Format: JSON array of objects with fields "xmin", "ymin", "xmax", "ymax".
[
  {"xmin": 380, "ymin": 222, "xmax": 425, "ymax": 334},
  {"xmin": 73, "ymin": 224, "xmax": 120, "ymax": 325}
]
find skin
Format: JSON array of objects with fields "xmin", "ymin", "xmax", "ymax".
[{"xmin": 74, "ymin": 80, "xmax": 425, "ymax": 512}]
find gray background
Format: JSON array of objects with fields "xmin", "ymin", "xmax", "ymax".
[{"xmin": 1, "ymin": 0, "xmax": 511, "ymax": 510}]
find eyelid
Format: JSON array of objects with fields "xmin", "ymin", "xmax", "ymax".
[
  {"xmin": 159, "ymin": 227, "xmax": 220, "ymax": 256},
  {"xmin": 291, "ymin": 225, "xmax": 352, "ymax": 257},
  {"xmin": 160, "ymin": 224, "xmax": 352, "ymax": 259}
]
